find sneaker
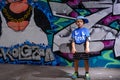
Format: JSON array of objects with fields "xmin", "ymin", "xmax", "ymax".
[
  {"xmin": 71, "ymin": 72, "xmax": 79, "ymax": 79},
  {"xmin": 85, "ymin": 73, "xmax": 90, "ymax": 80}
]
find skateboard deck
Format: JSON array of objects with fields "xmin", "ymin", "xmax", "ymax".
[{"xmin": 59, "ymin": 41, "xmax": 104, "ymax": 53}]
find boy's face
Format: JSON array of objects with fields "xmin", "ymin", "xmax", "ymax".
[{"xmin": 76, "ymin": 19, "xmax": 84, "ymax": 28}]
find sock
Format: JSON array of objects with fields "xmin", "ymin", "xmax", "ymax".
[
  {"xmin": 75, "ymin": 71, "xmax": 79, "ymax": 74},
  {"xmin": 86, "ymin": 72, "xmax": 89, "ymax": 74}
]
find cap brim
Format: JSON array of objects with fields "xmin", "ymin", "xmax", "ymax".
[{"xmin": 82, "ymin": 19, "xmax": 89, "ymax": 23}]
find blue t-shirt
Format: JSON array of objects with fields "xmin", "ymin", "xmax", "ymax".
[{"xmin": 71, "ymin": 27, "xmax": 90, "ymax": 44}]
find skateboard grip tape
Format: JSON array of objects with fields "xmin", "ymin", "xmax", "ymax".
[{"xmin": 73, "ymin": 53, "xmax": 89, "ymax": 60}]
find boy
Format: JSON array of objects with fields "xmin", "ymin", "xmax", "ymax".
[{"xmin": 71, "ymin": 16, "xmax": 90, "ymax": 80}]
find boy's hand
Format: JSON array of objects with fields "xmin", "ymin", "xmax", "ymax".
[
  {"xmin": 85, "ymin": 48, "xmax": 90, "ymax": 54},
  {"xmin": 71, "ymin": 48, "xmax": 76, "ymax": 54}
]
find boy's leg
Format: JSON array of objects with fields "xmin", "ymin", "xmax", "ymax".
[
  {"xmin": 84, "ymin": 60, "xmax": 89, "ymax": 73},
  {"xmin": 71, "ymin": 59, "xmax": 79, "ymax": 79},
  {"xmin": 84, "ymin": 60, "xmax": 90, "ymax": 80},
  {"xmin": 74, "ymin": 59, "xmax": 79, "ymax": 72}
]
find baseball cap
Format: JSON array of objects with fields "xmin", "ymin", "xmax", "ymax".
[{"xmin": 76, "ymin": 16, "xmax": 89, "ymax": 23}]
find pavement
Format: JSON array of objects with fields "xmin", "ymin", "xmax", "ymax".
[{"xmin": 0, "ymin": 64, "xmax": 120, "ymax": 80}]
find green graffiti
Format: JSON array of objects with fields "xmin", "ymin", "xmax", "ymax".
[
  {"xmin": 65, "ymin": 59, "xmax": 73, "ymax": 67},
  {"xmin": 102, "ymin": 50, "xmax": 120, "ymax": 68},
  {"xmin": 54, "ymin": 18, "xmax": 72, "ymax": 31},
  {"xmin": 49, "ymin": 0, "xmax": 63, "ymax": 2},
  {"xmin": 39, "ymin": 0, "xmax": 47, "ymax": 2},
  {"xmin": 110, "ymin": 21, "xmax": 120, "ymax": 31},
  {"xmin": 76, "ymin": 9, "xmax": 90, "ymax": 16},
  {"xmin": 92, "ymin": 58, "xmax": 97, "ymax": 64}
]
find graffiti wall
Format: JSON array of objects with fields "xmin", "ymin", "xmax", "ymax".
[{"xmin": 0, "ymin": 0, "xmax": 120, "ymax": 68}]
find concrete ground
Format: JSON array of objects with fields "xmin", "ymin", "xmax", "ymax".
[{"xmin": 0, "ymin": 64, "xmax": 120, "ymax": 80}]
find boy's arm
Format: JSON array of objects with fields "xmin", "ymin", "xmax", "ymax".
[
  {"xmin": 85, "ymin": 40, "xmax": 90, "ymax": 53},
  {"xmin": 71, "ymin": 41, "xmax": 76, "ymax": 54}
]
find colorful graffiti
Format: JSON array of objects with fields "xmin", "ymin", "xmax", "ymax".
[
  {"xmin": 0, "ymin": 42, "xmax": 54, "ymax": 64},
  {"xmin": 50, "ymin": 0, "xmax": 120, "ymax": 68},
  {"xmin": 0, "ymin": 0, "xmax": 120, "ymax": 68}
]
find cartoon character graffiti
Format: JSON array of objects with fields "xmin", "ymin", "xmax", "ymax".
[{"xmin": 0, "ymin": 0, "xmax": 52, "ymax": 47}]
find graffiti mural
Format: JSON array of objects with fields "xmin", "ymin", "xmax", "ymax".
[
  {"xmin": 50, "ymin": 0, "xmax": 120, "ymax": 68},
  {"xmin": 0, "ymin": 0, "xmax": 120, "ymax": 68}
]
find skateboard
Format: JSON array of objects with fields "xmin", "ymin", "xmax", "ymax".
[
  {"xmin": 59, "ymin": 41, "xmax": 104, "ymax": 60},
  {"xmin": 59, "ymin": 41, "xmax": 104, "ymax": 53}
]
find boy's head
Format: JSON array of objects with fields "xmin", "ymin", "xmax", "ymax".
[{"xmin": 76, "ymin": 16, "xmax": 89, "ymax": 24}]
